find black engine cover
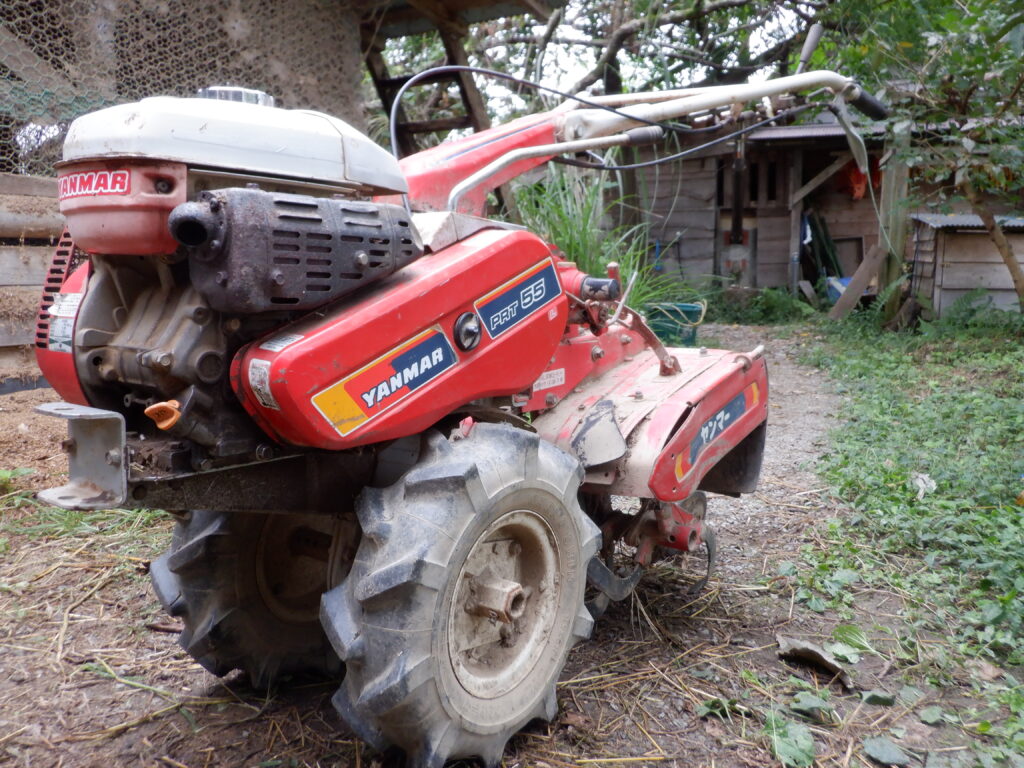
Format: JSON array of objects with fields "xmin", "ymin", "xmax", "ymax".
[{"xmin": 172, "ymin": 188, "xmax": 423, "ymax": 314}]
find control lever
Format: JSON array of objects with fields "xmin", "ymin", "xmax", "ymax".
[{"xmin": 795, "ymin": 23, "xmax": 824, "ymax": 75}]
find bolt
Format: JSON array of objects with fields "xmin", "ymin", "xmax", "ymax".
[
  {"xmin": 577, "ymin": 403, "xmax": 586, "ymax": 410},
  {"xmin": 191, "ymin": 306, "xmax": 211, "ymax": 324},
  {"xmin": 619, "ymin": 335, "xmax": 632, "ymax": 344},
  {"xmin": 255, "ymin": 444, "xmax": 274, "ymax": 460},
  {"xmin": 699, "ymin": 347, "xmax": 708, "ymax": 356},
  {"xmin": 154, "ymin": 352, "xmax": 173, "ymax": 370},
  {"xmin": 215, "ymin": 271, "xmax": 228, "ymax": 286},
  {"xmin": 224, "ymin": 317, "xmax": 242, "ymax": 334},
  {"xmin": 634, "ymin": 390, "xmax": 644, "ymax": 400},
  {"xmin": 154, "ymin": 178, "xmax": 173, "ymax": 194},
  {"xmin": 591, "ymin": 346, "xmax": 605, "ymax": 361},
  {"xmin": 270, "ymin": 269, "xmax": 286, "ymax": 286},
  {"xmin": 354, "ymin": 251, "xmax": 369, "ymax": 268},
  {"xmin": 545, "ymin": 392, "xmax": 558, "ymax": 406},
  {"xmin": 105, "ymin": 449, "xmax": 121, "ymax": 467}
]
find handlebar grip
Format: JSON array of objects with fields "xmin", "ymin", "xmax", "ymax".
[{"xmin": 849, "ymin": 87, "xmax": 889, "ymax": 120}]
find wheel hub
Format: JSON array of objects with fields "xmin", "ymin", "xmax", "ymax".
[
  {"xmin": 448, "ymin": 510, "xmax": 560, "ymax": 699},
  {"xmin": 255, "ymin": 513, "xmax": 359, "ymax": 623}
]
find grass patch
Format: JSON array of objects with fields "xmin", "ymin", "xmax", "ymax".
[
  {"xmin": 0, "ymin": 480, "xmax": 169, "ymax": 557},
  {"xmin": 793, "ymin": 297, "xmax": 1024, "ymax": 755}
]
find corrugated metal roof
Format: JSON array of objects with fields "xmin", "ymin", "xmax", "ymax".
[
  {"xmin": 748, "ymin": 123, "xmax": 887, "ymax": 141},
  {"xmin": 910, "ymin": 213, "xmax": 1024, "ymax": 231}
]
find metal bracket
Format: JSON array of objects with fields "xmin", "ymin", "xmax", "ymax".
[
  {"xmin": 685, "ymin": 524, "xmax": 718, "ymax": 597},
  {"xmin": 586, "ymin": 555, "xmax": 643, "ymax": 602},
  {"xmin": 34, "ymin": 402, "xmax": 127, "ymax": 510}
]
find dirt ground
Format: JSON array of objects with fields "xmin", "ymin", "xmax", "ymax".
[{"xmin": 0, "ymin": 324, "xmax": 980, "ymax": 768}]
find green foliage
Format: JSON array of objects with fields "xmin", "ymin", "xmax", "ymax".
[
  {"xmin": 703, "ymin": 286, "xmax": 816, "ymax": 325},
  {"xmin": 823, "ymin": 1, "xmax": 1024, "ymax": 206},
  {"xmin": 0, "ymin": 502, "xmax": 165, "ymax": 541},
  {"xmin": 763, "ymin": 711, "xmax": 816, "ymax": 767},
  {"xmin": 805, "ymin": 308, "xmax": 1024, "ymax": 663},
  {"xmin": 514, "ymin": 169, "xmax": 678, "ymax": 309},
  {"xmin": 0, "ymin": 468, "xmax": 33, "ymax": 495}
]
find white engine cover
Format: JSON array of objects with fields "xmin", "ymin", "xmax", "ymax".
[{"xmin": 62, "ymin": 97, "xmax": 407, "ymax": 195}]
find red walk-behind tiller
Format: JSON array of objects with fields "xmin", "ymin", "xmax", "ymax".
[{"xmin": 35, "ymin": 64, "xmax": 885, "ymax": 767}]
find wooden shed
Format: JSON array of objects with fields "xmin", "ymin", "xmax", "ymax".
[
  {"xmin": 635, "ymin": 120, "xmax": 888, "ymax": 290},
  {"xmin": 908, "ymin": 213, "xmax": 1024, "ymax": 316}
]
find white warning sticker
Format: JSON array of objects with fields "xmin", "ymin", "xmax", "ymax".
[
  {"xmin": 48, "ymin": 317, "xmax": 74, "ymax": 353},
  {"xmin": 532, "ymin": 367, "xmax": 566, "ymax": 392},
  {"xmin": 258, "ymin": 333, "xmax": 304, "ymax": 353},
  {"xmin": 248, "ymin": 359, "xmax": 280, "ymax": 410},
  {"xmin": 49, "ymin": 292, "xmax": 83, "ymax": 318}
]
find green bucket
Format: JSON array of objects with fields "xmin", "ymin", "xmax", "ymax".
[{"xmin": 646, "ymin": 302, "xmax": 706, "ymax": 347}]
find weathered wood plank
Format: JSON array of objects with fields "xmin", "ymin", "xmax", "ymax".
[
  {"xmin": 0, "ymin": 345, "xmax": 41, "ymax": 384},
  {"xmin": 940, "ymin": 262, "xmax": 1019, "ymax": 290},
  {"xmin": 758, "ymin": 262, "xmax": 789, "ymax": 287},
  {"xmin": 798, "ymin": 280, "xmax": 820, "ymax": 308},
  {"xmin": 938, "ymin": 287, "xmax": 1021, "ymax": 314},
  {"xmin": 0, "ymin": 194, "xmax": 63, "ymax": 239},
  {"xmin": 0, "ymin": 173, "xmax": 58, "ymax": 198},
  {"xmin": 829, "ymin": 245, "xmax": 886, "ymax": 320},
  {"xmin": 790, "ymin": 152, "xmax": 852, "ymax": 207},
  {"xmin": 0, "ymin": 286, "xmax": 40, "ymax": 347},
  {"xmin": 0, "ymin": 245, "xmax": 52, "ymax": 285},
  {"xmin": 942, "ymin": 233, "xmax": 1024, "ymax": 265}
]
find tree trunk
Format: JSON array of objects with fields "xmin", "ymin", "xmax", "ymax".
[{"xmin": 961, "ymin": 178, "xmax": 1024, "ymax": 311}]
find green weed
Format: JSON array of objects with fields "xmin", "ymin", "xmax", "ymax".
[
  {"xmin": 0, "ymin": 467, "xmax": 34, "ymax": 495},
  {"xmin": 514, "ymin": 169, "xmax": 681, "ymax": 309},
  {"xmin": 0, "ymin": 502, "xmax": 169, "ymax": 559},
  {"xmin": 802, "ymin": 300, "xmax": 1024, "ymax": 667}
]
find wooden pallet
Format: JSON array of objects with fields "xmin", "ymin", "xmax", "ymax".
[{"xmin": 0, "ymin": 172, "xmax": 61, "ymax": 393}]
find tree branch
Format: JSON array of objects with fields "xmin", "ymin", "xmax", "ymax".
[{"xmin": 566, "ymin": 0, "xmax": 753, "ymax": 93}]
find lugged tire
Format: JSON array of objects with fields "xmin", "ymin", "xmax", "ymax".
[
  {"xmin": 321, "ymin": 424, "xmax": 601, "ymax": 768},
  {"xmin": 151, "ymin": 510, "xmax": 354, "ymax": 688}
]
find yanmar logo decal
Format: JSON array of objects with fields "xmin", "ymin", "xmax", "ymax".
[
  {"xmin": 474, "ymin": 260, "xmax": 561, "ymax": 339},
  {"xmin": 58, "ymin": 170, "xmax": 131, "ymax": 200},
  {"xmin": 312, "ymin": 327, "xmax": 457, "ymax": 437},
  {"xmin": 674, "ymin": 381, "xmax": 760, "ymax": 481}
]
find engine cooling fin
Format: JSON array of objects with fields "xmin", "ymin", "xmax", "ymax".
[{"xmin": 174, "ymin": 188, "xmax": 424, "ymax": 314}]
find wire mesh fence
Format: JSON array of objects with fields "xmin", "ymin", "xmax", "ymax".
[{"xmin": 1, "ymin": 0, "xmax": 366, "ymax": 176}]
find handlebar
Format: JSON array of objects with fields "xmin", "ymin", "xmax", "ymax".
[{"xmin": 849, "ymin": 87, "xmax": 890, "ymax": 120}]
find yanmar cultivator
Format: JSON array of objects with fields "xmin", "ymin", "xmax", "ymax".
[{"xmin": 35, "ymin": 67, "xmax": 885, "ymax": 766}]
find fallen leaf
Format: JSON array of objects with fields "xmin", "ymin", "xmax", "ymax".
[
  {"xmin": 863, "ymin": 735, "xmax": 911, "ymax": 766},
  {"xmin": 919, "ymin": 705, "xmax": 945, "ymax": 725},
  {"xmin": 560, "ymin": 710, "xmax": 591, "ymax": 730},
  {"xmin": 764, "ymin": 714, "xmax": 815, "ymax": 767},
  {"xmin": 862, "ymin": 690, "xmax": 896, "ymax": 706},
  {"xmin": 777, "ymin": 635, "xmax": 854, "ymax": 688},
  {"xmin": 790, "ymin": 691, "xmax": 834, "ymax": 722},
  {"xmin": 966, "ymin": 659, "xmax": 1003, "ymax": 682},
  {"xmin": 825, "ymin": 641, "xmax": 862, "ymax": 664},
  {"xmin": 898, "ymin": 685, "xmax": 924, "ymax": 705}
]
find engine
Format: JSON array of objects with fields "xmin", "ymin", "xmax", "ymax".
[{"xmin": 39, "ymin": 89, "xmax": 420, "ymax": 471}]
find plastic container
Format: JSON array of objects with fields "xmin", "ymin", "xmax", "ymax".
[{"xmin": 645, "ymin": 302, "xmax": 706, "ymax": 346}]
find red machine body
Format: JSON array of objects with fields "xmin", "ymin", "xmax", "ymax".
[
  {"xmin": 232, "ymin": 228, "xmax": 568, "ymax": 448},
  {"xmin": 34, "ymin": 95, "xmax": 770, "ymax": 507},
  {"xmin": 29, "ymin": 67, "xmax": 893, "ymax": 768},
  {"xmin": 379, "ymin": 114, "xmax": 558, "ymax": 215}
]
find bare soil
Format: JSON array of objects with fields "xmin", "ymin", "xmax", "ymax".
[{"xmin": 0, "ymin": 324, "xmax": 982, "ymax": 768}]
